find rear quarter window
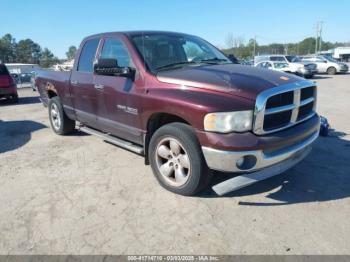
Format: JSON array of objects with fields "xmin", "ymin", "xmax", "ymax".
[{"xmin": 0, "ymin": 65, "xmax": 10, "ymax": 75}]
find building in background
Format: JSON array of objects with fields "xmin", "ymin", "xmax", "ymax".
[
  {"xmin": 52, "ymin": 60, "xmax": 74, "ymax": 71},
  {"xmin": 320, "ymin": 47, "xmax": 350, "ymax": 62}
]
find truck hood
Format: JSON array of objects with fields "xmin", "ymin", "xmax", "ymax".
[{"xmin": 156, "ymin": 64, "xmax": 303, "ymax": 100}]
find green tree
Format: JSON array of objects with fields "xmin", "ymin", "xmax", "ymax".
[
  {"xmin": 297, "ymin": 37, "xmax": 316, "ymax": 55},
  {"xmin": 66, "ymin": 45, "xmax": 77, "ymax": 60},
  {"xmin": 0, "ymin": 34, "xmax": 17, "ymax": 62},
  {"xmin": 16, "ymin": 39, "xmax": 42, "ymax": 64},
  {"xmin": 40, "ymin": 48, "xmax": 59, "ymax": 68}
]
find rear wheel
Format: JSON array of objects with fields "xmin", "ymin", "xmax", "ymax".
[
  {"xmin": 11, "ymin": 94, "xmax": 19, "ymax": 103},
  {"xmin": 149, "ymin": 122, "xmax": 212, "ymax": 196},
  {"xmin": 48, "ymin": 96, "xmax": 75, "ymax": 135},
  {"xmin": 327, "ymin": 67, "xmax": 337, "ymax": 75}
]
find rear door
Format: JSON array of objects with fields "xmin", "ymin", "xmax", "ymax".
[
  {"xmin": 94, "ymin": 37, "xmax": 143, "ymax": 144},
  {"xmin": 315, "ymin": 56, "xmax": 328, "ymax": 73},
  {"xmin": 70, "ymin": 38, "xmax": 100, "ymax": 127}
]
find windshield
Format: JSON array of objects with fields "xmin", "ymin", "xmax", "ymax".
[
  {"xmin": 323, "ymin": 55, "xmax": 339, "ymax": 63},
  {"xmin": 286, "ymin": 55, "xmax": 302, "ymax": 63},
  {"xmin": 274, "ymin": 62, "xmax": 289, "ymax": 69},
  {"xmin": 131, "ymin": 33, "xmax": 231, "ymax": 72}
]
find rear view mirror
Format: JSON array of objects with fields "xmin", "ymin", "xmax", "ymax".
[{"xmin": 94, "ymin": 58, "xmax": 134, "ymax": 78}]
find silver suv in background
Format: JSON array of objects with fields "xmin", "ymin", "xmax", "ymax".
[
  {"xmin": 301, "ymin": 55, "xmax": 349, "ymax": 75},
  {"xmin": 254, "ymin": 55, "xmax": 317, "ymax": 78}
]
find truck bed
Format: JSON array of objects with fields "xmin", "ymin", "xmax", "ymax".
[{"xmin": 36, "ymin": 69, "xmax": 71, "ymax": 106}]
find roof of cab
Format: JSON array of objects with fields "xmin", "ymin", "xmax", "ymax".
[{"xmin": 84, "ymin": 31, "xmax": 194, "ymax": 40}]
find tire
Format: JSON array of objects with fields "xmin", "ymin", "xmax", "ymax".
[
  {"xmin": 149, "ymin": 122, "xmax": 212, "ymax": 196},
  {"xmin": 327, "ymin": 67, "xmax": 337, "ymax": 75},
  {"xmin": 48, "ymin": 96, "xmax": 75, "ymax": 135},
  {"xmin": 11, "ymin": 94, "xmax": 19, "ymax": 103}
]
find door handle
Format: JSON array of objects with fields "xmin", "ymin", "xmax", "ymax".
[
  {"xmin": 71, "ymin": 80, "xmax": 79, "ymax": 86},
  {"xmin": 94, "ymin": 84, "xmax": 104, "ymax": 90}
]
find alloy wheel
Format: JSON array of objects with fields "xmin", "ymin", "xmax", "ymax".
[
  {"xmin": 50, "ymin": 103, "xmax": 61, "ymax": 130},
  {"xmin": 155, "ymin": 137, "xmax": 191, "ymax": 187}
]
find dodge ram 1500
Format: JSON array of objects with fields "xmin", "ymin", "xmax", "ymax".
[{"xmin": 36, "ymin": 31, "xmax": 320, "ymax": 196}]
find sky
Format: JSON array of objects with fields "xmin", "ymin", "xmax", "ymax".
[{"xmin": 1, "ymin": 0, "xmax": 350, "ymax": 58}]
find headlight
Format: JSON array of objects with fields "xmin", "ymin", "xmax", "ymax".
[{"xmin": 204, "ymin": 110, "xmax": 253, "ymax": 133}]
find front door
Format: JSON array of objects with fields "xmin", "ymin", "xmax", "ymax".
[{"xmin": 94, "ymin": 37, "xmax": 143, "ymax": 144}]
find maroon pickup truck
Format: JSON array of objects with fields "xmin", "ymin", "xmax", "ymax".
[
  {"xmin": 0, "ymin": 63, "xmax": 18, "ymax": 103},
  {"xmin": 36, "ymin": 31, "xmax": 320, "ymax": 196}
]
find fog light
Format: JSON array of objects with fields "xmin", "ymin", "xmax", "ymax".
[
  {"xmin": 236, "ymin": 155, "xmax": 257, "ymax": 170},
  {"xmin": 236, "ymin": 157, "xmax": 244, "ymax": 167}
]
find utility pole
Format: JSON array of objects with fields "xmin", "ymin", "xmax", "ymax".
[
  {"xmin": 319, "ymin": 21, "xmax": 324, "ymax": 53},
  {"xmin": 253, "ymin": 35, "xmax": 256, "ymax": 58},
  {"xmin": 315, "ymin": 22, "xmax": 319, "ymax": 55}
]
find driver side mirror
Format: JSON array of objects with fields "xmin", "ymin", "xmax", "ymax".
[{"xmin": 94, "ymin": 58, "xmax": 134, "ymax": 78}]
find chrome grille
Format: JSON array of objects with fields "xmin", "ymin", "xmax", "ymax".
[{"xmin": 253, "ymin": 81, "xmax": 317, "ymax": 135}]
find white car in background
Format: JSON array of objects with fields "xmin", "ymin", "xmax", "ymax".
[
  {"xmin": 255, "ymin": 55, "xmax": 317, "ymax": 78},
  {"xmin": 301, "ymin": 55, "xmax": 349, "ymax": 75},
  {"xmin": 255, "ymin": 61, "xmax": 292, "ymax": 73}
]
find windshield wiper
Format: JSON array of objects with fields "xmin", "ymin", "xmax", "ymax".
[
  {"xmin": 156, "ymin": 61, "xmax": 198, "ymax": 71},
  {"xmin": 198, "ymin": 58, "xmax": 229, "ymax": 64}
]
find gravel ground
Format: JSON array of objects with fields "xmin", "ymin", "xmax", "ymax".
[{"xmin": 0, "ymin": 73, "xmax": 349, "ymax": 255}]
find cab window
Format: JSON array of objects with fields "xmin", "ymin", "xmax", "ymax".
[{"xmin": 100, "ymin": 38, "xmax": 132, "ymax": 67}]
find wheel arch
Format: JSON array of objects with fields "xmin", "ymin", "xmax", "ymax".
[
  {"xmin": 144, "ymin": 112, "xmax": 191, "ymax": 165},
  {"xmin": 46, "ymin": 82, "xmax": 58, "ymax": 98}
]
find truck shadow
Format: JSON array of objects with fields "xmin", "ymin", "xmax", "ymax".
[
  {"xmin": 0, "ymin": 119, "xmax": 47, "ymax": 154},
  {"xmin": 201, "ymin": 129, "xmax": 350, "ymax": 205}
]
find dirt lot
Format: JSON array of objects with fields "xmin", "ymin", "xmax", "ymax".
[{"xmin": 0, "ymin": 73, "xmax": 350, "ymax": 255}]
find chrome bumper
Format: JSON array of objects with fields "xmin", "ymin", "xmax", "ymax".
[
  {"xmin": 202, "ymin": 130, "xmax": 319, "ymax": 173},
  {"xmin": 212, "ymin": 146, "xmax": 312, "ymax": 196}
]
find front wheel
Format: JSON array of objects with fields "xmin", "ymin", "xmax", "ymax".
[
  {"xmin": 149, "ymin": 123, "xmax": 212, "ymax": 196},
  {"xmin": 327, "ymin": 67, "xmax": 337, "ymax": 75},
  {"xmin": 48, "ymin": 96, "xmax": 75, "ymax": 135}
]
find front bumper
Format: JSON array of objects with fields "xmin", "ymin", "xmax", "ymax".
[
  {"xmin": 298, "ymin": 68, "xmax": 315, "ymax": 76},
  {"xmin": 201, "ymin": 115, "xmax": 320, "ymax": 173},
  {"xmin": 202, "ymin": 129, "xmax": 318, "ymax": 173},
  {"xmin": 212, "ymin": 145, "xmax": 312, "ymax": 195}
]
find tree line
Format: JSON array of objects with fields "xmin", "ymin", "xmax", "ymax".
[
  {"xmin": 223, "ymin": 33, "xmax": 349, "ymax": 60},
  {"xmin": 0, "ymin": 33, "xmax": 77, "ymax": 68}
]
